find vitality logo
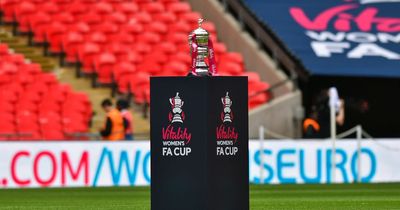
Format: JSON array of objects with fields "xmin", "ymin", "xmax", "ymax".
[
  {"xmin": 162, "ymin": 92, "xmax": 192, "ymax": 157},
  {"xmin": 216, "ymin": 92, "xmax": 239, "ymax": 156}
]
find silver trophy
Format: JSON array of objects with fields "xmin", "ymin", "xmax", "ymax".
[
  {"xmin": 169, "ymin": 92, "xmax": 184, "ymax": 123},
  {"xmin": 221, "ymin": 92, "xmax": 232, "ymax": 123},
  {"xmin": 188, "ymin": 18, "xmax": 210, "ymax": 76}
]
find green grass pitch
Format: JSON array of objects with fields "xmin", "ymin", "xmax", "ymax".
[{"xmin": 0, "ymin": 184, "xmax": 399, "ymax": 209}]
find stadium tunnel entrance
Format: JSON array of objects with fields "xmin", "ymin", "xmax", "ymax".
[{"xmin": 302, "ymin": 76, "xmax": 400, "ymax": 138}]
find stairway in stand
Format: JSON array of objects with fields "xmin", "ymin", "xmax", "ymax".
[{"xmin": 0, "ymin": 25, "xmax": 150, "ymax": 140}]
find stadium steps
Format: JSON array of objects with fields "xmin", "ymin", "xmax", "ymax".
[
  {"xmin": 0, "ymin": 25, "xmax": 150, "ymax": 139},
  {"xmin": 0, "ymin": 28, "xmax": 56, "ymax": 71}
]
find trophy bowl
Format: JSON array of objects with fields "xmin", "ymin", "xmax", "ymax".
[{"xmin": 188, "ymin": 18, "xmax": 210, "ymax": 76}]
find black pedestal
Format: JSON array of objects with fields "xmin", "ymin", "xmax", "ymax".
[{"xmin": 150, "ymin": 76, "xmax": 249, "ymax": 210}]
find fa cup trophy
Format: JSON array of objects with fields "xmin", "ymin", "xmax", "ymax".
[
  {"xmin": 188, "ymin": 18, "xmax": 217, "ymax": 76},
  {"xmin": 221, "ymin": 92, "xmax": 233, "ymax": 123},
  {"xmin": 169, "ymin": 92, "xmax": 184, "ymax": 123}
]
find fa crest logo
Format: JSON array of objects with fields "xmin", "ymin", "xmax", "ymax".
[
  {"xmin": 221, "ymin": 92, "xmax": 233, "ymax": 123},
  {"xmin": 169, "ymin": 92, "xmax": 185, "ymax": 123}
]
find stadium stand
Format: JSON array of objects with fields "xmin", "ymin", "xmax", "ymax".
[
  {"xmin": 0, "ymin": 0, "xmax": 271, "ymax": 110},
  {"xmin": 0, "ymin": 43, "xmax": 92, "ymax": 140}
]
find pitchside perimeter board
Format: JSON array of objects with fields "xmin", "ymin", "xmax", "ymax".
[{"xmin": 150, "ymin": 76, "xmax": 249, "ymax": 210}]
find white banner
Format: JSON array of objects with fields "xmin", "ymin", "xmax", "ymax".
[
  {"xmin": 0, "ymin": 141, "xmax": 151, "ymax": 188},
  {"xmin": 0, "ymin": 140, "xmax": 399, "ymax": 188},
  {"xmin": 249, "ymin": 140, "xmax": 400, "ymax": 184}
]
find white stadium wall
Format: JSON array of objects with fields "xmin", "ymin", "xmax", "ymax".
[{"xmin": 0, "ymin": 140, "xmax": 399, "ymax": 188}]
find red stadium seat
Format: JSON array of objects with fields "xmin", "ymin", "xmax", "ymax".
[
  {"xmin": 40, "ymin": 2, "xmax": 60, "ymax": 15},
  {"xmin": 162, "ymin": 61, "xmax": 188, "ymax": 76},
  {"xmin": 132, "ymin": 42, "xmax": 152, "ymax": 55},
  {"xmin": 15, "ymin": 2, "xmax": 36, "ymax": 33},
  {"xmin": 121, "ymin": 51, "xmax": 144, "ymax": 64},
  {"xmin": 78, "ymin": 43, "xmax": 101, "ymax": 74},
  {"xmin": 0, "ymin": 62, "xmax": 18, "ymax": 74},
  {"xmin": 144, "ymin": 21, "xmax": 168, "ymax": 34},
  {"xmin": 65, "ymin": 1, "xmax": 88, "ymax": 18},
  {"xmin": 46, "ymin": 22, "xmax": 67, "ymax": 54},
  {"xmin": 19, "ymin": 63, "xmax": 42, "ymax": 75},
  {"xmin": 6, "ymin": 54, "xmax": 25, "ymax": 65},
  {"xmin": 53, "ymin": 0, "xmax": 73, "ymax": 10},
  {"xmin": 129, "ymin": 72, "xmax": 150, "ymax": 99},
  {"xmin": 86, "ymin": 32, "xmax": 107, "ymax": 46},
  {"xmin": 166, "ymin": 32, "xmax": 187, "ymax": 45},
  {"xmin": 113, "ymin": 61, "xmax": 136, "ymax": 83},
  {"xmin": 249, "ymin": 94, "xmax": 268, "ymax": 109},
  {"xmin": 219, "ymin": 52, "xmax": 244, "ymax": 66},
  {"xmin": 116, "ymin": 73, "xmax": 134, "ymax": 94},
  {"xmin": 106, "ymin": 12, "xmax": 127, "ymax": 25},
  {"xmin": 53, "ymin": 12, "xmax": 75, "ymax": 26},
  {"xmin": 157, "ymin": 42, "xmax": 177, "ymax": 55},
  {"xmin": 218, "ymin": 62, "xmax": 243, "ymax": 75},
  {"xmin": 63, "ymin": 116, "xmax": 88, "ymax": 133},
  {"xmin": 130, "ymin": 12, "xmax": 152, "ymax": 24},
  {"xmin": 68, "ymin": 22, "xmax": 91, "ymax": 35},
  {"xmin": 172, "ymin": 52, "xmax": 191, "ymax": 65},
  {"xmin": 94, "ymin": 52, "xmax": 117, "ymax": 85},
  {"xmin": 242, "ymin": 72, "xmax": 261, "ymax": 84},
  {"xmin": 29, "ymin": 12, "xmax": 52, "ymax": 44},
  {"xmin": 158, "ymin": 0, "xmax": 180, "ymax": 6},
  {"xmin": 143, "ymin": 51, "xmax": 168, "ymax": 65},
  {"xmin": 120, "ymin": 22, "xmax": 144, "ymax": 35},
  {"xmin": 167, "ymin": 2, "xmax": 191, "ymax": 15},
  {"xmin": 93, "ymin": 2, "xmax": 114, "ymax": 16},
  {"xmin": 80, "ymin": 12, "xmax": 102, "ymax": 28},
  {"xmin": 42, "ymin": 130, "xmax": 65, "ymax": 140},
  {"xmin": 39, "ymin": 100, "xmax": 61, "ymax": 113},
  {"xmin": 136, "ymin": 31, "xmax": 161, "ymax": 44},
  {"xmin": 180, "ymin": 11, "xmax": 202, "ymax": 25},
  {"xmin": 137, "ymin": 60, "xmax": 162, "ymax": 74},
  {"xmin": 213, "ymin": 42, "xmax": 228, "ymax": 55},
  {"xmin": 25, "ymin": 82, "xmax": 49, "ymax": 96},
  {"xmin": 0, "ymin": 112, "xmax": 15, "ymax": 124},
  {"xmin": 109, "ymin": 33, "xmax": 134, "ymax": 46},
  {"xmin": 14, "ymin": 72, "xmax": 34, "ymax": 85},
  {"xmin": 35, "ymin": 73, "xmax": 57, "ymax": 86},
  {"xmin": 1, "ymin": 91, "xmax": 17, "ymax": 106},
  {"xmin": 142, "ymin": 2, "xmax": 165, "ymax": 14},
  {"xmin": 114, "ymin": 2, "xmax": 139, "ymax": 17},
  {"xmin": 94, "ymin": 22, "xmax": 119, "ymax": 36},
  {"xmin": 0, "ymin": 44, "xmax": 9, "ymax": 55},
  {"xmin": 168, "ymin": 21, "xmax": 191, "ymax": 33},
  {"xmin": 1, "ymin": 0, "xmax": 21, "ymax": 23},
  {"xmin": 62, "ymin": 32, "xmax": 84, "ymax": 63},
  {"xmin": 153, "ymin": 12, "xmax": 176, "ymax": 24}
]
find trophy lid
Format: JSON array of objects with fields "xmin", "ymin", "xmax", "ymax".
[{"xmin": 190, "ymin": 18, "xmax": 209, "ymax": 37}]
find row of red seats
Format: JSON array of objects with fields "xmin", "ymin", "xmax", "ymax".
[
  {"xmin": 0, "ymin": 0, "xmax": 271, "ymax": 109},
  {"xmin": 0, "ymin": 43, "xmax": 92, "ymax": 140}
]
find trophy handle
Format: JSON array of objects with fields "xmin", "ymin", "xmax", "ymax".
[
  {"xmin": 169, "ymin": 98, "xmax": 174, "ymax": 106},
  {"xmin": 221, "ymin": 98, "xmax": 225, "ymax": 105},
  {"xmin": 181, "ymin": 101, "xmax": 184, "ymax": 107}
]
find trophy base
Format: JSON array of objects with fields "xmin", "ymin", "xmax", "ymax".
[{"xmin": 187, "ymin": 70, "xmax": 211, "ymax": 77}]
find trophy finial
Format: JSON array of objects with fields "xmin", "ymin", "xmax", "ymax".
[
  {"xmin": 198, "ymin": 18, "xmax": 204, "ymax": 28},
  {"xmin": 226, "ymin": 92, "xmax": 229, "ymax": 97},
  {"xmin": 176, "ymin": 92, "xmax": 179, "ymax": 97}
]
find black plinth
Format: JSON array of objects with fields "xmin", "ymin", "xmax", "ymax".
[{"xmin": 150, "ymin": 76, "xmax": 249, "ymax": 210}]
